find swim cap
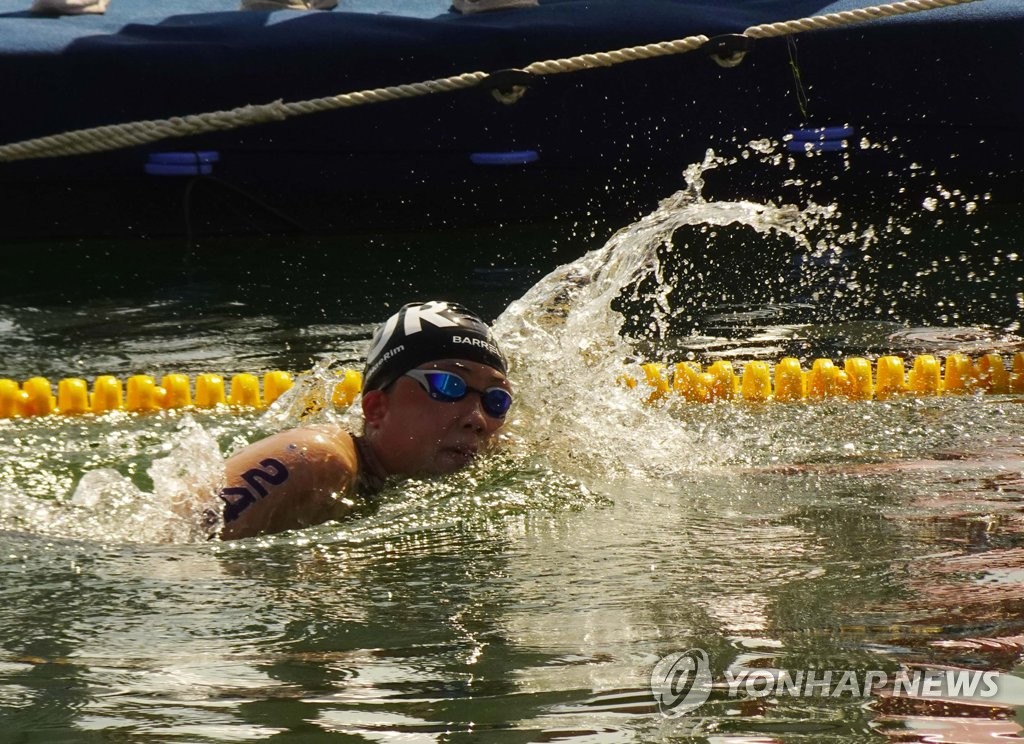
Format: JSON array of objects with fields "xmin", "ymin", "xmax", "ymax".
[{"xmin": 362, "ymin": 300, "xmax": 507, "ymax": 392}]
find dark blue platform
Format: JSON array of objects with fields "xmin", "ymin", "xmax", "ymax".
[{"xmin": 1, "ymin": 0, "xmax": 1021, "ymax": 240}]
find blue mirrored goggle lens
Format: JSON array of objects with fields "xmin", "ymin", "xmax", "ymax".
[
  {"xmin": 481, "ymin": 388, "xmax": 513, "ymax": 418},
  {"xmin": 423, "ymin": 371, "xmax": 467, "ymax": 400}
]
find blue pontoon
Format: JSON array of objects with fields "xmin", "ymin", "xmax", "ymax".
[{"xmin": 0, "ymin": 0, "xmax": 1021, "ymax": 240}]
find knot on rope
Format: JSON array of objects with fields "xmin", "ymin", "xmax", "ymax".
[{"xmin": 243, "ymin": 100, "xmax": 289, "ymax": 125}]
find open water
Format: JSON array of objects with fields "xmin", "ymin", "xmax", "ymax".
[{"xmin": 2, "ymin": 145, "xmax": 1024, "ymax": 742}]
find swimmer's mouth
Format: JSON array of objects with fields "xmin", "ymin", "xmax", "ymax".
[{"xmin": 447, "ymin": 445, "xmax": 479, "ymax": 459}]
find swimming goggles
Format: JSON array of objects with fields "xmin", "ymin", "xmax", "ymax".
[{"xmin": 403, "ymin": 369, "xmax": 513, "ymax": 419}]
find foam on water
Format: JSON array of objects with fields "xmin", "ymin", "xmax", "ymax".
[{"xmin": 1, "ymin": 416, "xmax": 225, "ymax": 543}]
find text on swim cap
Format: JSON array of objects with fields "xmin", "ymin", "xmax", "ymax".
[
  {"xmin": 453, "ymin": 335, "xmax": 501, "ymax": 357},
  {"xmin": 366, "ymin": 344, "xmax": 405, "ymax": 378}
]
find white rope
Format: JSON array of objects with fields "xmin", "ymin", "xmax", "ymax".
[
  {"xmin": 0, "ymin": 0, "xmax": 981, "ymax": 162},
  {"xmin": 522, "ymin": 35, "xmax": 710, "ymax": 76},
  {"xmin": 0, "ymin": 73, "xmax": 490, "ymax": 161},
  {"xmin": 745, "ymin": 0, "xmax": 977, "ymax": 37}
]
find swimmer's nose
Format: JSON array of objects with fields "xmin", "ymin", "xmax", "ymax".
[{"xmin": 459, "ymin": 396, "xmax": 488, "ymax": 432}]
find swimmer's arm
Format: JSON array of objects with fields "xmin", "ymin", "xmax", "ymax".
[{"xmin": 217, "ymin": 424, "xmax": 360, "ymax": 540}]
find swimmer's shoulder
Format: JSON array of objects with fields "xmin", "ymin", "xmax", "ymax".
[
  {"xmin": 219, "ymin": 424, "xmax": 361, "ymax": 540},
  {"xmin": 224, "ymin": 423, "xmax": 358, "ymax": 483}
]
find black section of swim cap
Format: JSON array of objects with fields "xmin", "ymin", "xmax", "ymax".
[{"xmin": 362, "ymin": 301, "xmax": 507, "ymax": 392}]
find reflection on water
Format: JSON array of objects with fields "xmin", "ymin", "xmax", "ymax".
[{"xmin": 2, "ymin": 147, "xmax": 1024, "ymax": 741}]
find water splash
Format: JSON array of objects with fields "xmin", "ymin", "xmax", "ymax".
[
  {"xmin": 0, "ymin": 416, "xmax": 224, "ymax": 543},
  {"xmin": 489, "ymin": 141, "xmax": 1024, "ymax": 485},
  {"xmin": 493, "ymin": 150, "xmax": 840, "ymax": 481},
  {"xmin": 256, "ymin": 359, "xmax": 360, "ymax": 431}
]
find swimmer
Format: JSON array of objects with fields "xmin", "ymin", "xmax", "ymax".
[{"xmin": 215, "ymin": 300, "xmax": 513, "ymax": 540}]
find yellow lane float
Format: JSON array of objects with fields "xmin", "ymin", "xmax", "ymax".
[
  {"xmin": 2, "ymin": 352, "xmax": 1023, "ymax": 420},
  {"xmin": 621, "ymin": 352, "xmax": 1024, "ymax": 404},
  {"xmin": 0, "ymin": 370, "xmax": 363, "ymax": 419}
]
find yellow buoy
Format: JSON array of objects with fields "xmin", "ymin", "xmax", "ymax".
[
  {"xmin": 807, "ymin": 359, "xmax": 844, "ymax": 400},
  {"xmin": 57, "ymin": 378, "xmax": 89, "ymax": 414},
  {"xmin": 741, "ymin": 361, "xmax": 772, "ymax": 402},
  {"xmin": 706, "ymin": 360, "xmax": 738, "ymax": 400},
  {"xmin": 161, "ymin": 374, "xmax": 192, "ymax": 408},
  {"xmin": 697, "ymin": 372, "xmax": 717, "ymax": 401},
  {"xmin": 91, "ymin": 375, "xmax": 123, "ymax": 414},
  {"xmin": 875, "ymin": 356, "xmax": 906, "ymax": 400},
  {"xmin": 14, "ymin": 390, "xmax": 30, "ymax": 416},
  {"xmin": 332, "ymin": 369, "xmax": 363, "ymax": 408},
  {"xmin": 844, "ymin": 358, "xmax": 873, "ymax": 400},
  {"xmin": 264, "ymin": 371, "xmax": 294, "ymax": 404},
  {"xmin": 1011, "ymin": 352, "xmax": 1024, "ymax": 394},
  {"xmin": 976, "ymin": 353, "xmax": 1009, "ymax": 394},
  {"xmin": 672, "ymin": 362, "xmax": 708, "ymax": 402},
  {"xmin": 229, "ymin": 373, "xmax": 262, "ymax": 408},
  {"xmin": 836, "ymin": 369, "xmax": 853, "ymax": 398},
  {"xmin": 640, "ymin": 362, "xmax": 670, "ymax": 403},
  {"xmin": 0, "ymin": 379, "xmax": 25, "ymax": 417},
  {"xmin": 195, "ymin": 374, "xmax": 226, "ymax": 408},
  {"xmin": 126, "ymin": 375, "xmax": 162, "ymax": 412},
  {"xmin": 773, "ymin": 358, "xmax": 805, "ymax": 402},
  {"xmin": 22, "ymin": 377, "xmax": 56, "ymax": 417},
  {"xmin": 942, "ymin": 353, "xmax": 975, "ymax": 394},
  {"xmin": 679, "ymin": 363, "xmax": 710, "ymax": 402},
  {"xmin": 908, "ymin": 355, "xmax": 942, "ymax": 396}
]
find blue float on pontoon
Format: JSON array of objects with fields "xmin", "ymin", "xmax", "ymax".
[{"xmin": 0, "ymin": 0, "xmax": 1021, "ymax": 240}]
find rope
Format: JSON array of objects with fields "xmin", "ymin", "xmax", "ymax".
[
  {"xmin": 0, "ymin": 73, "xmax": 489, "ymax": 161},
  {"xmin": 0, "ymin": 0, "xmax": 980, "ymax": 162},
  {"xmin": 743, "ymin": 0, "xmax": 974, "ymax": 38}
]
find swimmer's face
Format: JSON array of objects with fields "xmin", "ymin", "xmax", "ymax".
[{"xmin": 362, "ymin": 359, "xmax": 511, "ymax": 477}]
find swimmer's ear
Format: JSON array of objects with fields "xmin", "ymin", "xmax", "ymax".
[{"xmin": 361, "ymin": 389, "xmax": 388, "ymax": 427}]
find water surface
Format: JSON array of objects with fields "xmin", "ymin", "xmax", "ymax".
[{"xmin": 2, "ymin": 148, "xmax": 1024, "ymax": 742}]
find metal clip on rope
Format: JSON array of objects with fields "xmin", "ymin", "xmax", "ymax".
[
  {"xmin": 480, "ymin": 68, "xmax": 536, "ymax": 104},
  {"xmin": 705, "ymin": 34, "xmax": 754, "ymax": 68}
]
